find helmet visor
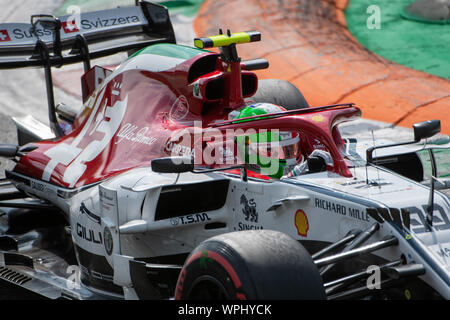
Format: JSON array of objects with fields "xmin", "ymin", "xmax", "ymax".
[
  {"xmin": 249, "ymin": 133, "xmax": 300, "ymax": 160},
  {"xmin": 250, "ymin": 143, "xmax": 298, "ymax": 160}
]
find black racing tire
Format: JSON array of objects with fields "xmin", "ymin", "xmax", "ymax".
[
  {"xmin": 250, "ymin": 79, "xmax": 309, "ymax": 110},
  {"xmin": 175, "ymin": 230, "xmax": 326, "ymax": 300}
]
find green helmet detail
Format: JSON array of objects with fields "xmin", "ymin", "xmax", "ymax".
[
  {"xmin": 233, "ymin": 102, "xmax": 284, "ymax": 122},
  {"xmin": 234, "ymin": 103, "xmax": 300, "ymax": 179}
]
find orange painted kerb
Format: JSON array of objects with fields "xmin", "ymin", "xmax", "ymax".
[{"xmin": 194, "ymin": 0, "xmax": 450, "ymax": 134}]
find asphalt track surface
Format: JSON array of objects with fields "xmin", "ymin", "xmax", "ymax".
[{"xmin": 194, "ymin": 0, "xmax": 450, "ymax": 134}]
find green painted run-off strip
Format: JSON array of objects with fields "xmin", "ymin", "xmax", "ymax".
[{"xmin": 346, "ymin": 0, "xmax": 450, "ymax": 79}]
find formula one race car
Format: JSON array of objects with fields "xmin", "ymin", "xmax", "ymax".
[{"xmin": 0, "ymin": 1, "xmax": 449, "ymax": 300}]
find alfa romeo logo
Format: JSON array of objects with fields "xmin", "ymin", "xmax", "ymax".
[{"xmin": 169, "ymin": 95, "xmax": 189, "ymax": 121}]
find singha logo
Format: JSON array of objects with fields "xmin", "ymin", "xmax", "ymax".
[{"xmin": 240, "ymin": 195, "xmax": 258, "ymax": 223}]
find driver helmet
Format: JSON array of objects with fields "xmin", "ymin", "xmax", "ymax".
[{"xmin": 234, "ymin": 103, "xmax": 301, "ymax": 179}]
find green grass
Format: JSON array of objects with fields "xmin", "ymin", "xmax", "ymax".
[{"xmin": 346, "ymin": 0, "xmax": 450, "ymax": 79}]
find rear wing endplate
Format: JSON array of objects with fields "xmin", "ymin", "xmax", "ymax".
[{"xmin": 0, "ymin": 0, "xmax": 175, "ymax": 69}]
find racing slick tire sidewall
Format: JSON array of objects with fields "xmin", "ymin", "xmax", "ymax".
[
  {"xmin": 250, "ymin": 79, "xmax": 309, "ymax": 110},
  {"xmin": 175, "ymin": 230, "xmax": 326, "ymax": 300}
]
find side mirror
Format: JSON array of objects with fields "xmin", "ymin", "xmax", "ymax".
[
  {"xmin": 0, "ymin": 144, "xmax": 19, "ymax": 158},
  {"xmin": 367, "ymin": 119, "xmax": 441, "ymax": 164},
  {"xmin": 151, "ymin": 157, "xmax": 194, "ymax": 174},
  {"xmin": 413, "ymin": 120, "xmax": 441, "ymax": 142}
]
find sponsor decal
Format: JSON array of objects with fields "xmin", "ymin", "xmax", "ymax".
[
  {"xmin": 0, "ymin": 30, "xmax": 11, "ymax": 42},
  {"xmin": 294, "ymin": 209, "xmax": 309, "ymax": 237},
  {"xmin": 315, "ymin": 197, "xmax": 370, "ymax": 222},
  {"xmin": 311, "ymin": 138, "xmax": 327, "ymax": 151},
  {"xmin": 29, "ymin": 179, "xmax": 55, "ymax": 196},
  {"xmin": 30, "ymin": 180, "xmax": 45, "ymax": 192},
  {"xmin": 348, "ymin": 207, "xmax": 370, "ymax": 222},
  {"xmin": 315, "ymin": 197, "xmax": 346, "ymax": 215},
  {"xmin": 237, "ymin": 195, "xmax": 262, "ymax": 230},
  {"xmin": 169, "ymin": 95, "xmax": 189, "ymax": 121},
  {"xmin": 103, "ymin": 227, "xmax": 113, "ymax": 256},
  {"xmin": 240, "ymin": 194, "xmax": 258, "ymax": 223},
  {"xmin": 406, "ymin": 204, "xmax": 450, "ymax": 234},
  {"xmin": 76, "ymin": 223, "xmax": 103, "ymax": 245},
  {"xmin": 12, "ymin": 27, "xmax": 52, "ymax": 40},
  {"xmin": 115, "ymin": 123, "xmax": 157, "ymax": 146},
  {"xmin": 80, "ymin": 16, "xmax": 140, "ymax": 30},
  {"xmin": 62, "ymin": 21, "xmax": 79, "ymax": 33},
  {"xmin": 165, "ymin": 140, "xmax": 195, "ymax": 157},
  {"xmin": 2, "ymin": 12, "xmax": 142, "ymax": 43},
  {"xmin": 237, "ymin": 222, "xmax": 263, "ymax": 230},
  {"xmin": 171, "ymin": 213, "xmax": 211, "ymax": 226}
]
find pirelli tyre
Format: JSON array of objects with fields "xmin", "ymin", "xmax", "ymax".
[
  {"xmin": 251, "ymin": 79, "xmax": 309, "ymax": 110},
  {"xmin": 175, "ymin": 230, "xmax": 326, "ymax": 300}
]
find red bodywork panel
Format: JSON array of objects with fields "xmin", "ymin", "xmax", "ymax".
[{"xmin": 13, "ymin": 50, "xmax": 361, "ymax": 189}]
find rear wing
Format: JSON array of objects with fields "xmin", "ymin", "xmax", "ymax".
[
  {"xmin": 0, "ymin": 0, "xmax": 175, "ymax": 69},
  {"xmin": 0, "ymin": 0, "xmax": 175, "ymax": 137}
]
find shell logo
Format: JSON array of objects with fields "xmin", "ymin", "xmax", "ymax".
[{"xmin": 295, "ymin": 209, "xmax": 309, "ymax": 237}]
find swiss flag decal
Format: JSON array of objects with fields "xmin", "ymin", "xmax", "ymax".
[
  {"xmin": 62, "ymin": 21, "xmax": 79, "ymax": 33},
  {"xmin": 0, "ymin": 30, "xmax": 11, "ymax": 42}
]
